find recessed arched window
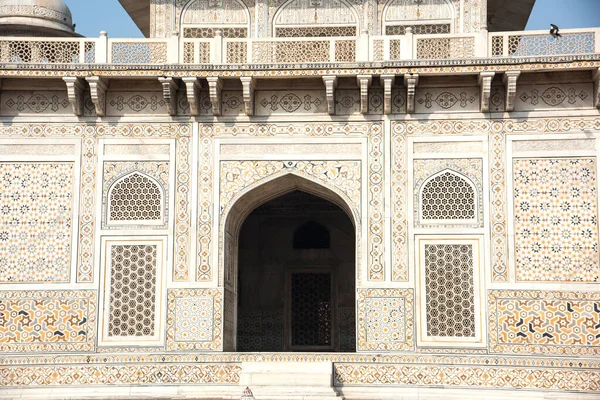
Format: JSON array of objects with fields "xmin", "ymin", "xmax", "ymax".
[
  {"xmin": 293, "ymin": 221, "xmax": 331, "ymax": 249},
  {"xmin": 108, "ymin": 172, "xmax": 164, "ymax": 225},
  {"xmin": 419, "ymin": 170, "xmax": 476, "ymax": 224},
  {"xmin": 383, "ymin": 0, "xmax": 454, "ymax": 36}
]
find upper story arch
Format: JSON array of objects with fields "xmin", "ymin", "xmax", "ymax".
[
  {"xmin": 271, "ymin": 0, "xmax": 361, "ymax": 37},
  {"xmin": 380, "ymin": 0, "xmax": 456, "ymax": 36},
  {"xmin": 180, "ymin": 0, "xmax": 252, "ymax": 38}
]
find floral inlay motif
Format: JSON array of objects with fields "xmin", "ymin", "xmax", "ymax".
[
  {"xmin": 419, "ymin": 91, "xmax": 476, "ymax": 109},
  {"xmin": 5, "ymin": 94, "xmax": 69, "ymax": 113},
  {"xmin": 109, "ymin": 95, "xmax": 167, "ymax": 112},
  {"xmin": 519, "ymin": 87, "xmax": 588, "ymax": 107},
  {"xmin": 259, "ymin": 93, "xmax": 323, "ymax": 112},
  {"xmin": 220, "ymin": 161, "xmax": 360, "ymax": 213},
  {"xmin": 513, "ymin": 158, "xmax": 599, "ymax": 282},
  {"xmin": 0, "ymin": 163, "xmax": 74, "ymax": 283}
]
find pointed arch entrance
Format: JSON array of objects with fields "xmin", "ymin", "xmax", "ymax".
[{"xmin": 221, "ymin": 174, "xmax": 358, "ymax": 352}]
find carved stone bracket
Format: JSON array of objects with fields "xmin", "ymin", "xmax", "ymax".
[
  {"xmin": 404, "ymin": 73, "xmax": 419, "ymax": 114},
  {"xmin": 593, "ymin": 68, "xmax": 600, "ymax": 109},
  {"xmin": 357, "ymin": 74, "xmax": 372, "ymax": 115},
  {"xmin": 503, "ymin": 71, "xmax": 521, "ymax": 112},
  {"xmin": 85, "ymin": 76, "xmax": 108, "ymax": 117},
  {"xmin": 478, "ymin": 72, "xmax": 495, "ymax": 113},
  {"xmin": 207, "ymin": 77, "xmax": 223, "ymax": 116},
  {"xmin": 380, "ymin": 74, "xmax": 395, "ymax": 115},
  {"xmin": 322, "ymin": 76, "xmax": 338, "ymax": 115},
  {"xmin": 182, "ymin": 77, "xmax": 201, "ymax": 116},
  {"xmin": 63, "ymin": 77, "xmax": 85, "ymax": 117},
  {"xmin": 240, "ymin": 76, "xmax": 256, "ymax": 116},
  {"xmin": 158, "ymin": 77, "xmax": 178, "ymax": 116}
]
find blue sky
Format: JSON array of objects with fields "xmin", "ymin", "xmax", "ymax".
[{"xmin": 64, "ymin": 0, "xmax": 600, "ymax": 38}]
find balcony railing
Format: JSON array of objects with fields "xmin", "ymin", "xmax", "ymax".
[{"xmin": 1, "ymin": 28, "xmax": 599, "ymax": 65}]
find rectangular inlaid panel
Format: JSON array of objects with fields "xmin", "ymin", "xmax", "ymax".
[
  {"xmin": 255, "ymin": 91, "xmax": 327, "ymax": 115},
  {"xmin": 489, "ymin": 290, "xmax": 600, "ymax": 355},
  {"xmin": 0, "ymin": 290, "xmax": 96, "ymax": 353},
  {"xmin": 357, "ymin": 289, "xmax": 414, "ymax": 351},
  {"xmin": 424, "ymin": 243, "xmax": 475, "ymax": 338},
  {"xmin": 0, "ymin": 363, "xmax": 241, "ymax": 386},
  {"xmin": 513, "ymin": 158, "xmax": 599, "ymax": 282},
  {"xmin": 1, "ymin": 91, "xmax": 71, "ymax": 116},
  {"xmin": 414, "ymin": 87, "xmax": 479, "ymax": 113},
  {"xmin": 106, "ymin": 92, "xmax": 170, "ymax": 116},
  {"xmin": 167, "ymin": 289, "xmax": 223, "ymax": 351},
  {"xmin": 0, "ymin": 162, "xmax": 74, "ymax": 283},
  {"xmin": 334, "ymin": 363, "xmax": 600, "ymax": 392},
  {"xmin": 515, "ymin": 83, "xmax": 593, "ymax": 111}
]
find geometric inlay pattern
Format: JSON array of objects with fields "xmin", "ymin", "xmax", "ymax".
[
  {"xmin": 513, "ymin": 158, "xmax": 599, "ymax": 282},
  {"xmin": 0, "ymin": 123, "xmax": 190, "ymax": 285},
  {"xmin": 109, "ymin": 173, "xmax": 162, "ymax": 222},
  {"xmin": 167, "ymin": 289, "xmax": 223, "ymax": 351},
  {"xmin": 357, "ymin": 289, "xmax": 414, "ymax": 351},
  {"xmin": 0, "ymin": 163, "xmax": 74, "ymax": 283},
  {"xmin": 364, "ymin": 297, "xmax": 405, "ymax": 343},
  {"xmin": 489, "ymin": 290, "xmax": 600, "ymax": 355},
  {"xmin": 424, "ymin": 244, "xmax": 475, "ymax": 338},
  {"xmin": 0, "ymin": 290, "xmax": 96, "ymax": 353},
  {"xmin": 108, "ymin": 245, "xmax": 157, "ymax": 337},
  {"xmin": 175, "ymin": 296, "xmax": 213, "ymax": 341}
]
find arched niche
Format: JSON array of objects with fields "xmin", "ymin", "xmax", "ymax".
[
  {"xmin": 418, "ymin": 169, "xmax": 477, "ymax": 225},
  {"xmin": 106, "ymin": 171, "xmax": 165, "ymax": 227},
  {"xmin": 272, "ymin": 0, "xmax": 360, "ymax": 37},
  {"xmin": 220, "ymin": 173, "xmax": 359, "ymax": 351},
  {"xmin": 381, "ymin": 0, "xmax": 455, "ymax": 35},
  {"xmin": 180, "ymin": 0, "xmax": 251, "ymax": 38}
]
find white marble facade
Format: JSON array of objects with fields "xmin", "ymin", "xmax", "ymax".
[{"xmin": 1, "ymin": 0, "xmax": 600, "ymax": 399}]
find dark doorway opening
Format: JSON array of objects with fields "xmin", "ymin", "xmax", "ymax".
[{"xmin": 236, "ymin": 190, "xmax": 356, "ymax": 352}]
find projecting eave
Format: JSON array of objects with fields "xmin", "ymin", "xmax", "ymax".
[
  {"xmin": 487, "ymin": 0, "xmax": 536, "ymax": 32},
  {"xmin": 118, "ymin": 0, "xmax": 150, "ymax": 38},
  {"xmin": 119, "ymin": 0, "xmax": 536, "ymax": 37}
]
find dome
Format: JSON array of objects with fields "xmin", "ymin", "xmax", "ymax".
[{"xmin": 0, "ymin": 0, "xmax": 80, "ymax": 37}]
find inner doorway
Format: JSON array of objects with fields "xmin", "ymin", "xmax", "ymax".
[{"xmin": 236, "ymin": 190, "xmax": 356, "ymax": 352}]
